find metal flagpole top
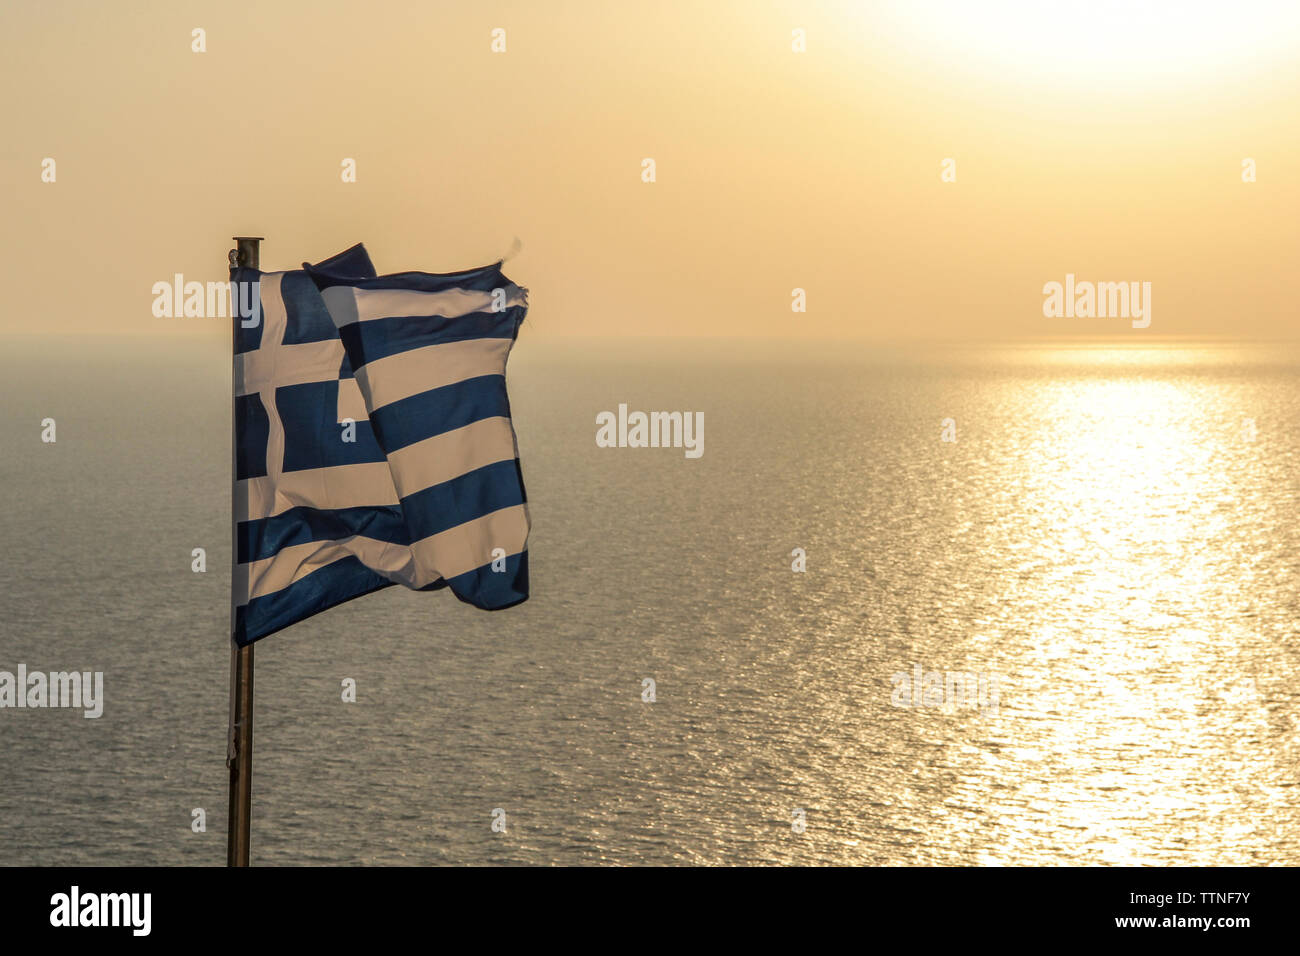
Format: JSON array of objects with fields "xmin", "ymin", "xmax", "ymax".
[{"xmin": 230, "ymin": 237, "xmax": 264, "ymax": 271}]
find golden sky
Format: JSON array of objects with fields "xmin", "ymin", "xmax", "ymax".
[{"xmin": 3, "ymin": 0, "xmax": 1297, "ymax": 341}]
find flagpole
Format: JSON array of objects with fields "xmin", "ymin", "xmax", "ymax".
[{"xmin": 227, "ymin": 235, "xmax": 262, "ymax": 867}]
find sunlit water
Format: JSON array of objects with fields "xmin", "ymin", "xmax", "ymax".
[{"xmin": 1, "ymin": 336, "xmax": 1296, "ymax": 865}]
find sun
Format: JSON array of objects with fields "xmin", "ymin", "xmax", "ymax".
[{"xmin": 867, "ymin": 0, "xmax": 1300, "ymax": 91}]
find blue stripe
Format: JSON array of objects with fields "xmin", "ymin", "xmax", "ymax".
[
  {"xmin": 369, "ymin": 375, "xmax": 511, "ymax": 452},
  {"xmin": 306, "ymin": 261, "xmax": 509, "ymax": 295},
  {"xmin": 234, "ymin": 556, "xmax": 393, "ymax": 646},
  {"xmin": 281, "ymin": 271, "xmax": 343, "ymax": 345},
  {"xmin": 237, "ymin": 504, "xmax": 409, "ymax": 565},
  {"xmin": 276, "ymin": 381, "xmax": 388, "ymax": 471},
  {"xmin": 234, "ymin": 393, "xmax": 269, "ymax": 479},
  {"xmin": 230, "ymin": 266, "xmax": 264, "ymax": 354},
  {"xmin": 336, "ymin": 307, "xmax": 523, "ymax": 368},
  {"xmin": 307, "ymin": 242, "xmax": 376, "ymax": 280},
  {"xmin": 445, "ymin": 550, "xmax": 528, "ymax": 610},
  {"xmin": 400, "ymin": 459, "xmax": 527, "ymax": 541}
]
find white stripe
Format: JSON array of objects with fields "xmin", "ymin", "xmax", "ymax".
[
  {"xmin": 387, "ymin": 416, "xmax": 520, "ymax": 499},
  {"xmin": 336, "ymin": 376, "xmax": 367, "ymax": 423},
  {"xmin": 237, "ymin": 461, "xmax": 399, "ymax": 522},
  {"xmin": 321, "ymin": 284, "xmax": 527, "ymax": 326},
  {"xmin": 258, "ymin": 274, "xmax": 288, "ymax": 487},
  {"xmin": 355, "ymin": 338, "xmax": 512, "ymax": 411},
  {"xmin": 238, "ymin": 504, "xmax": 529, "ymax": 603},
  {"xmin": 234, "ymin": 339, "xmax": 343, "ymax": 396},
  {"xmin": 237, "ymin": 535, "xmax": 417, "ymax": 605},
  {"xmin": 409, "ymin": 503, "xmax": 529, "ymax": 583}
]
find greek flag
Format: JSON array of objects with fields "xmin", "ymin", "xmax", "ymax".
[{"xmin": 232, "ymin": 244, "xmax": 530, "ymax": 646}]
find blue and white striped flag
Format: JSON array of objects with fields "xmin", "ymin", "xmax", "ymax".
[{"xmin": 232, "ymin": 245, "xmax": 530, "ymax": 646}]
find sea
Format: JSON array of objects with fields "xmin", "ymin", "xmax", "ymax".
[{"xmin": 1, "ymin": 335, "xmax": 1297, "ymax": 865}]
